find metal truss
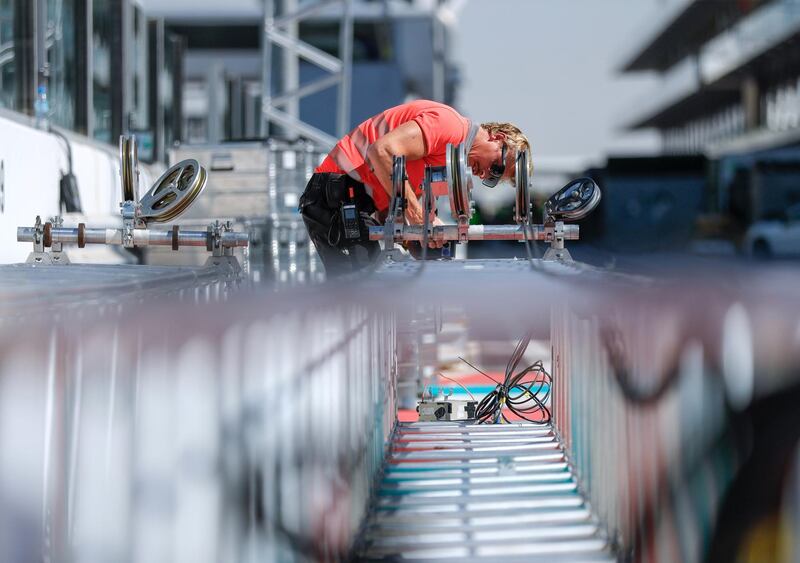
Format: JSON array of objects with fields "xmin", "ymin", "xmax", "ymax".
[{"xmin": 260, "ymin": 0, "xmax": 353, "ymax": 149}]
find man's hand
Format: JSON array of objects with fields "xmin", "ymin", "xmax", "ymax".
[{"xmin": 428, "ymin": 216, "xmax": 445, "ymax": 249}]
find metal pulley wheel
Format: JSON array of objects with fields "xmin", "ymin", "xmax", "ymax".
[
  {"xmin": 545, "ymin": 177, "xmax": 601, "ymax": 222},
  {"xmin": 138, "ymin": 159, "xmax": 208, "ymax": 223},
  {"xmin": 514, "ymin": 148, "xmax": 532, "ymax": 224},
  {"xmin": 446, "ymin": 143, "xmax": 472, "ymax": 221},
  {"xmin": 392, "ymin": 155, "xmax": 406, "ymax": 200},
  {"xmin": 120, "ymin": 135, "xmax": 139, "ymax": 202}
]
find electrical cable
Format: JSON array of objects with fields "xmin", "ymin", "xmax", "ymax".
[
  {"xmin": 520, "ymin": 220, "xmax": 535, "ymax": 265},
  {"xmin": 416, "ymin": 183, "xmax": 430, "ymax": 272},
  {"xmin": 436, "ymin": 372, "xmax": 476, "ymax": 401},
  {"xmin": 48, "ymin": 125, "xmax": 73, "ymax": 174},
  {"xmin": 48, "ymin": 125, "xmax": 83, "ymax": 213},
  {"xmin": 600, "ymin": 321, "xmax": 683, "ymax": 405},
  {"xmin": 456, "ymin": 356, "xmax": 502, "ymax": 385},
  {"xmin": 470, "ymin": 332, "xmax": 552, "ymax": 424}
]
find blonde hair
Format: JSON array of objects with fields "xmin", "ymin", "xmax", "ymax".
[{"xmin": 480, "ymin": 121, "xmax": 533, "ymax": 182}]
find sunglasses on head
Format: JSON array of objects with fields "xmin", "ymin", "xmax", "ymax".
[{"xmin": 482, "ymin": 144, "xmax": 507, "ymax": 188}]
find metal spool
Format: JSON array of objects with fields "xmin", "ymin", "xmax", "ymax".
[
  {"xmin": 545, "ymin": 177, "xmax": 602, "ymax": 222},
  {"xmin": 446, "ymin": 143, "xmax": 472, "ymax": 221},
  {"xmin": 514, "ymin": 148, "xmax": 532, "ymax": 224},
  {"xmin": 120, "ymin": 135, "xmax": 139, "ymax": 202},
  {"xmin": 139, "ymin": 159, "xmax": 208, "ymax": 223}
]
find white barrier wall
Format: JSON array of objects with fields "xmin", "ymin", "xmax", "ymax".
[{"xmin": 0, "ymin": 110, "xmax": 154, "ymax": 264}]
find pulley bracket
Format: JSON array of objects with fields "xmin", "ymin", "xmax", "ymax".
[
  {"xmin": 18, "ymin": 135, "xmax": 247, "ymax": 268},
  {"xmin": 378, "ymin": 144, "xmax": 600, "ymax": 263}
]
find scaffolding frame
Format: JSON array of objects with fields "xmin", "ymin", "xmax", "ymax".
[{"xmin": 260, "ymin": 0, "xmax": 353, "ymax": 149}]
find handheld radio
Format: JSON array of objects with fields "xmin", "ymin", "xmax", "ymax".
[{"xmin": 341, "ymin": 186, "xmax": 361, "ymax": 241}]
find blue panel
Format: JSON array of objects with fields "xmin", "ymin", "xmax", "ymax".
[
  {"xmin": 601, "ymin": 177, "xmax": 705, "ymax": 250},
  {"xmin": 299, "ymin": 61, "xmax": 406, "ymax": 138}
]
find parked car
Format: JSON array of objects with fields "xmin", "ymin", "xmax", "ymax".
[{"xmin": 745, "ymin": 203, "xmax": 800, "ymax": 258}]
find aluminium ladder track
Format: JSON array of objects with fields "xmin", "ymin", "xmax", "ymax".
[{"xmin": 355, "ymin": 421, "xmax": 613, "ymax": 562}]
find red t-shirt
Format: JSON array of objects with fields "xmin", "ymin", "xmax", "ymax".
[{"xmin": 315, "ymin": 100, "xmax": 470, "ymax": 213}]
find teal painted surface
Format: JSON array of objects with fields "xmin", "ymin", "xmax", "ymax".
[{"xmin": 427, "ymin": 384, "xmax": 551, "ymax": 397}]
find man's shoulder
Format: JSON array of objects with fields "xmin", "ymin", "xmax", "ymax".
[
  {"xmin": 384, "ymin": 99, "xmax": 463, "ymax": 119},
  {"xmin": 407, "ymin": 99, "xmax": 462, "ymax": 116}
]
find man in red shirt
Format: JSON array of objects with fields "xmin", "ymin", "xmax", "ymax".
[{"xmin": 299, "ymin": 99, "xmax": 530, "ymax": 275}]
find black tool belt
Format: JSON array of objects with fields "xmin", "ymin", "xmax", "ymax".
[{"xmin": 299, "ymin": 172, "xmax": 377, "ymax": 246}]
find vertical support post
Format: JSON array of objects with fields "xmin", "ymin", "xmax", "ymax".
[
  {"xmin": 206, "ymin": 60, "xmax": 225, "ymax": 143},
  {"xmin": 431, "ymin": 12, "xmax": 444, "ymax": 103},
  {"xmin": 148, "ymin": 19, "xmax": 165, "ymax": 162},
  {"xmin": 74, "ymin": 0, "xmax": 91, "ymax": 135},
  {"xmin": 229, "ymin": 76, "xmax": 243, "ymax": 140},
  {"xmin": 742, "ymin": 75, "xmax": 761, "ymax": 132},
  {"xmin": 260, "ymin": 0, "xmax": 274, "ymax": 137},
  {"xmin": 13, "ymin": 0, "xmax": 36, "ymax": 115},
  {"xmin": 337, "ymin": 0, "xmax": 353, "ymax": 137},
  {"xmin": 244, "ymin": 83, "xmax": 259, "ymax": 138},
  {"xmin": 170, "ymin": 34, "xmax": 185, "ymax": 145},
  {"xmin": 282, "ymin": 0, "xmax": 299, "ymax": 139},
  {"xmin": 34, "ymin": 0, "xmax": 47, "ymax": 96},
  {"xmin": 110, "ymin": 0, "xmax": 127, "ymax": 141}
]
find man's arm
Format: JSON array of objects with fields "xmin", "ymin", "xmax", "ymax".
[{"xmin": 366, "ymin": 121, "xmax": 427, "ymax": 225}]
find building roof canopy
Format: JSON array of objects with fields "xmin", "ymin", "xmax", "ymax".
[{"xmin": 622, "ymin": 0, "xmax": 775, "ymax": 72}]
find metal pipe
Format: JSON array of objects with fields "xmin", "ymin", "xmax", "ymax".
[
  {"xmin": 282, "ymin": 0, "xmax": 299, "ymax": 139},
  {"xmin": 267, "ymin": 28, "xmax": 343, "ymax": 73},
  {"xmin": 260, "ymin": 0, "xmax": 274, "ymax": 137},
  {"xmin": 337, "ymin": 0, "xmax": 353, "ymax": 137},
  {"xmin": 17, "ymin": 227, "xmax": 249, "ymax": 248},
  {"xmin": 273, "ymin": 0, "xmax": 339, "ymax": 27},
  {"xmin": 368, "ymin": 224, "xmax": 579, "ymax": 242}
]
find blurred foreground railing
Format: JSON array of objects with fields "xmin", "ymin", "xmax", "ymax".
[
  {"xmin": 552, "ymin": 285, "xmax": 800, "ymax": 562},
  {"xmin": 0, "ymin": 295, "xmax": 396, "ymax": 563}
]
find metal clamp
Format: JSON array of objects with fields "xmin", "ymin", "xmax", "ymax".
[
  {"xmin": 25, "ymin": 215, "xmax": 71, "ymax": 265},
  {"xmin": 541, "ymin": 218, "xmax": 572, "ymax": 262},
  {"xmin": 208, "ymin": 220, "xmax": 235, "ymax": 257},
  {"xmin": 120, "ymin": 200, "xmax": 144, "ymax": 249}
]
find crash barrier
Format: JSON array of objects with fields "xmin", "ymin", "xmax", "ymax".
[
  {"xmin": 0, "ymin": 294, "xmax": 396, "ymax": 562},
  {"xmin": 552, "ymin": 282, "xmax": 800, "ymax": 562}
]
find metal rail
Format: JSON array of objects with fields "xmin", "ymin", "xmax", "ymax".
[
  {"xmin": 370, "ymin": 223, "xmax": 579, "ymax": 243},
  {"xmin": 17, "ymin": 225, "xmax": 249, "ymax": 249},
  {"xmin": 355, "ymin": 421, "xmax": 613, "ymax": 561}
]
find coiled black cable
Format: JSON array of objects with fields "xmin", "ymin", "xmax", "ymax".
[{"xmin": 472, "ymin": 333, "xmax": 553, "ymax": 424}]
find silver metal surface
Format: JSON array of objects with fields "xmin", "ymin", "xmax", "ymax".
[
  {"xmin": 0, "ymin": 262, "xmax": 238, "ymax": 316},
  {"xmin": 356, "ymin": 421, "xmax": 612, "ymax": 561}
]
